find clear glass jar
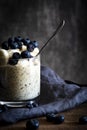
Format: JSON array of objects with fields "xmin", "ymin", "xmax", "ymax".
[{"xmin": 0, "ymin": 55, "xmax": 40, "ymax": 107}]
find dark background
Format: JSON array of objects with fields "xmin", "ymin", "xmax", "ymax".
[{"xmin": 0, "ymin": 0, "xmax": 87, "ymax": 83}]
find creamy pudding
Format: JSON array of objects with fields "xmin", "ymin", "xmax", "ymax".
[{"xmin": 0, "ymin": 36, "xmax": 40, "ymax": 101}]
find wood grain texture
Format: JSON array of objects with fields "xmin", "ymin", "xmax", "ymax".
[{"xmin": 0, "ymin": 103, "xmax": 87, "ymax": 130}]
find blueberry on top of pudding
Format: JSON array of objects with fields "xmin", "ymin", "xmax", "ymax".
[{"xmin": 0, "ymin": 36, "xmax": 39, "ymax": 65}]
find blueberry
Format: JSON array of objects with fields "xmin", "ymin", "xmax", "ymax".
[
  {"xmin": 26, "ymin": 102, "xmax": 38, "ymax": 108},
  {"xmin": 10, "ymin": 42, "xmax": 19, "ymax": 49},
  {"xmin": 46, "ymin": 113, "xmax": 56, "ymax": 122},
  {"xmin": 33, "ymin": 41, "xmax": 39, "ymax": 48},
  {"xmin": 8, "ymin": 37, "xmax": 14, "ymax": 44},
  {"xmin": 14, "ymin": 36, "xmax": 22, "ymax": 42},
  {"xmin": 26, "ymin": 119, "xmax": 39, "ymax": 130},
  {"xmin": 17, "ymin": 41, "xmax": 23, "ymax": 49},
  {"xmin": 21, "ymin": 50, "xmax": 32, "ymax": 58},
  {"xmin": 12, "ymin": 52, "xmax": 21, "ymax": 59},
  {"xmin": 26, "ymin": 38, "xmax": 31, "ymax": 44},
  {"xmin": 21, "ymin": 38, "xmax": 26, "ymax": 43},
  {"xmin": 26, "ymin": 103, "xmax": 34, "ymax": 109},
  {"xmin": 8, "ymin": 58, "xmax": 18, "ymax": 65},
  {"xmin": 79, "ymin": 115, "xmax": 87, "ymax": 124},
  {"xmin": 32, "ymin": 102, "xmax": 38, "ymax": 107},
  {"xmin": 1, "ymin": 41, "xmax": 9, "ymax": 50},
  {"xmin": 54, "ymin": 115, "xmax": 65, "ymax": 124},
  {"xmin": 27, "ymin": 42, "xmax": 35, "ymax": 52},
  {"xmin": 22, "ymin": 38, "xmax": 30, "ymax": 46}
]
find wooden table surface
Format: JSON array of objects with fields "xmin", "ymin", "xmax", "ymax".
[{"xmin": 0, "ymin": 102, "xmax": 87, "ymax": 130}]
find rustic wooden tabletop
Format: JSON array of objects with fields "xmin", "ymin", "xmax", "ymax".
[{"xmin": 0, "ymin": 102, "xmax": 87, "ymax": 130}]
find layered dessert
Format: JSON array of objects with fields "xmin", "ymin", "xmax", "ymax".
[{"xmin": 0, "ymin": 36, "xmax": 40, "ymax": 101}]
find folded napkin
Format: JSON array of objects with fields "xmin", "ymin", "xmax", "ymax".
[{"xmin": 0, "ymin": 65, "xmax": 87, "ymax": 124}]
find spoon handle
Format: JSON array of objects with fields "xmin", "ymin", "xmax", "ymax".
[{"xmin": 37, "ymin": 20, "xmax": 65, "ymax": 56}]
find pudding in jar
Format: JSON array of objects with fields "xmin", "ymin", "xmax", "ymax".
[{"xmin": 0, "ymin": 36, "xmax": 40, "ymax": 102}]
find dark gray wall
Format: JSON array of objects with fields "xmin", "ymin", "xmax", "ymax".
[{"xmin": 0, "ymin": 0, "xmax": 87, "ymax": 83}]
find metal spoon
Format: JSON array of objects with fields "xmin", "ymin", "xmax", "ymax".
[{"xmin": 36, "ymin": 20, "xmax": 65, "ymax": 56}]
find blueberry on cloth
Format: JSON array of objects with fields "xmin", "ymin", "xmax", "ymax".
[
  {"xmin": 46, "ymin": 113, "xmax": 56, "ymax": 122},
  {"xmin": 21, "ymin": 50, "xmax": 32, "ymax": 58},
  {"xmin": 27, "ymin": 41, "xmax": 35, "ymax": 52},
  {"xmin": 12, "ymin": 52, "xmax": 21, "ymax": 59},
  {"xmin": 14, "ymin": 36, "xmax": 22, "ymax": 42},
  {"xmin": 8, "ymin": 58, "xmax": 18, "ymax": 65},
  {"xmin": 54, "ymin": 115, "xmax": 65, "ymax": 124},
  {"xmin": 32, "ymin": 102, "xmax": 39, "ymax": 107},
  {"xmin": 26, "ymin": 119, "xmax": 39, "ymax": 130},
  {"xmin": 1, "ymin": 41, "xmax": 9, "ymax": 50},
  {"xmin": 26, "ymin": 103, "xmax": 34, "ymax": 109},
  {"xmin": 79, "ymin": 115, "xmax": 87, "ymax": 124},
  {"xmin": 9, "ymin": 41, "xmax": 19, "ymax": 49},
  {"xmin": 22, "ymin": 38, "xmax": 30, "ymax": 46}
]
